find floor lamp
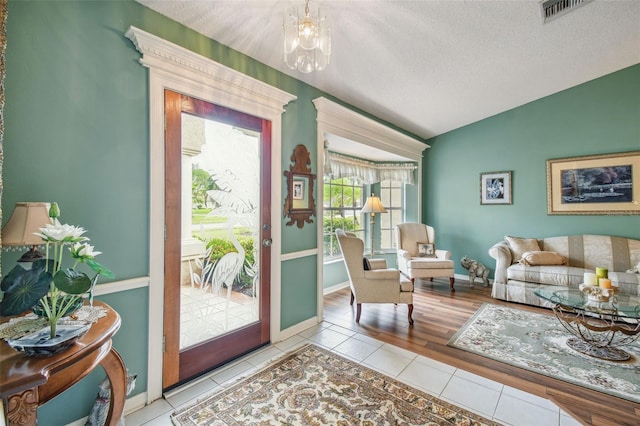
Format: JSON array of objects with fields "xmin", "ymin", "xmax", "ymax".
[{"xmin": 360, "ymin": 193, "xmax": 386, "ymax": 257}]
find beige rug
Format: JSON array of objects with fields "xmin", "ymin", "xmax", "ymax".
[
  {"xmin": 448, "ymin": 303, "xmax": 640, "ymax": 404},
  {"xmin": 171, "ymin": 344, "xmax": 501, "ymax": 425}
]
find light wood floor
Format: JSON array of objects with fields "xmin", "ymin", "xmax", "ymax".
[{"xmin": 322, "ymin": 279, "xmax": 640, "ymax": 426}]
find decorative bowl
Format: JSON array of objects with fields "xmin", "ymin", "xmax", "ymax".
[
  {"xmin": 7, "ymin": 323, "xmax": 91, "ymax": 357},
  {"xmin": 579, "ymin": 284, "xmax": 619, "ymax": 302}
]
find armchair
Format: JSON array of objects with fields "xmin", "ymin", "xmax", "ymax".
[
  {"xmin": 336, "ymin": 230, "xmax": 414, "ymax": 325},
  {"xmin": 394, "ymin": 223, "xmax": 455, "ymax": 292}
]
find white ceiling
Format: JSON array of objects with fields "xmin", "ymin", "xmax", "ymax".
[{"xmin": 136, "ymin": 0, "xmax": 640, "ymax": 146}]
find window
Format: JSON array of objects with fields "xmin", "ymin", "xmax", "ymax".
[
  {"xmin": 323, "ymin": 177, "xmax": 364, "ymax": 258},
  {"xmin": 379, "ymin": 180, "xmax": 404, "ymax": 250}
]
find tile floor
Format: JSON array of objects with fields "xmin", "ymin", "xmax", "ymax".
[{"xmin": 125, "ymin": 321, "xmax": 583, "ymax": 426}]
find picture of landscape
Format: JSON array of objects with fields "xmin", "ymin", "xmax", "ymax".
[{"xmin": 561, "ymin": 165, "xmax": 633, "ymax": 204}]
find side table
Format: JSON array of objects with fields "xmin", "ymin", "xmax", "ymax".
[{"xmin": 0, "ymin": 301, "xmax": 126, "ymax": 425}]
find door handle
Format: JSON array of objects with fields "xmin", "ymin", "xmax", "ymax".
[{"xmin": 262, "ymin": 238, "xmax": 272, "ymax": 247}]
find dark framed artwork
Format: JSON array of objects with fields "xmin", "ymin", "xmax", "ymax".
[
  {"xmin": 480, "ymin": 171, "xmax": 512, "ymax": 205},
  {"xmin": 546, "ymin": 151, "xmax": 640, "ymax": 215},
  {"xmin": 418, "ymin": 242, "xmax": 435, "ymax": 257}
]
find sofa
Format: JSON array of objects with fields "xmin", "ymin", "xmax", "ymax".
[{"xmin": 489, "ymin": 234, "xmax": 640, "ymax": 307}]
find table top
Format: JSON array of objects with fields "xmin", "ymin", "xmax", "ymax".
[
  {"xmin": 535, "ymin": 286, "xmax": 640, "ymax": 319},
  {"xmin": 0, "ymin": 301, "xmax": 121, "ymax": 397}
]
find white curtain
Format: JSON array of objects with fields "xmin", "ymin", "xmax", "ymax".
[{"xmin": 326, "ymin": 151, "xmax": 417, "ymax": 185}]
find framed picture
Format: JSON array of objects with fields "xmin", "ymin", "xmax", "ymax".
[
  {"xmin": 480, "ymin": 171, "xmax": 512, "ymax": 205},
  {"xmin": 546, "ymin": 151, "xmax": 640, "ymax": 215},
  {"xmin": 292, "ymin": 180, "xmax": 304, "ymax": 200},
  {"xmin": 418, "ymin": 242, "xmax": 435, "ymax": 257}
]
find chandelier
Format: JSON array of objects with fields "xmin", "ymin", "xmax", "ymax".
[{"xmin": 283, "ymin": 0, "xmax": 331, "ymax": 73}]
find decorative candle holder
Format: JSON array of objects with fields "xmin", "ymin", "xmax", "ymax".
[{"xmin": 579, "ymin": 283, "xmax": 618, "ymax": 302}]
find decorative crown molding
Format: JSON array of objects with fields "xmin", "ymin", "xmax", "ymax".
[
  {"xmin": 313, "ymin": 97, "xmax": 427, "ymax": 162},
  {"xmin": 125, "ymin": 26, "xmax": 296, "ymax": 116}
]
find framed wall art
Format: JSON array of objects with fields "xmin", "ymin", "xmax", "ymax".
[
  {"xmin": 480, "ymin": 171, "xmax": 512, "ymax": 205},
  {"xmin": 546, "ymin": 151, "xmax": 640, "ymax": 215},
  {"xmin": 418, "ymin": 242, "xmax": 435, "ymax": 257}
]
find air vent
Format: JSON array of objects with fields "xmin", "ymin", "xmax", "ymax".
[{"xmin": 540, "ymin": 0, "xmax": 594, "ymax": 23}]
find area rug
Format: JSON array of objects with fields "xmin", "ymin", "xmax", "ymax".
[
  {"xmin": 448, "ymin": 303, "xmax": 640, "ymax": 403},
  {"xmin": 171, "ymin": 344, "xmax": 500, "ymax": 425}
]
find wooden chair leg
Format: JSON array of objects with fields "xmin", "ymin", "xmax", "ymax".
[
  {"xmin": 449, "ymin": 277, "xmax": 455, "ymax": 292},
  {"xmin": 350, "ymin": 291, "xmax": 355, "ymax": 305},
  {"xmin": 408, "ymin": 304, "xmax": 414, "ymax": 325},
  {"xmin": 356, "ymin": 303, "xmax": 362, "ymax": 323}
]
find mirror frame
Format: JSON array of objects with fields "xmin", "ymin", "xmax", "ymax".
[{"xmin": 283, "ymin": 144, "xmax": 316, "ymax": 228}]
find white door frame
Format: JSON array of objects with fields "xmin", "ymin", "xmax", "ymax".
[{"xmin": 125, "ymin": 27, "xmax": 296, "ymax": 403}]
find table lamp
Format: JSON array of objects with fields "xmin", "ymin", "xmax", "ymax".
[
  {"xmin": 360, "ymin": 193, "xmax": 386, "ymax": 256},
  {"xmin": 1, "ymin": 202, "xmax": 51, "ymax": 264}
]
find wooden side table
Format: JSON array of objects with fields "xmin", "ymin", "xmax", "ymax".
[{"xmin": 0, "ymin": 301, "xmax": 126, "ymax": 425}]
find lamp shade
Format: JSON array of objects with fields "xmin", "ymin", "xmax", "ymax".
[
  {"xmin": 360, "ymin": 195, "xmax": 387, "ymax": 214},
  {"xmin": 1, "ymin": 202, "xmax": 51, "ymax": 246}
]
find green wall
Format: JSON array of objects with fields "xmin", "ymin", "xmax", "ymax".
[{"xmin": 424, "ymin": 64, "xmax": 640, "ymax": 278}]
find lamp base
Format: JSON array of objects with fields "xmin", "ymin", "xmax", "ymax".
[{"xmin": 18, "ymin": 246, "xmax": 46, "ymax": 263}]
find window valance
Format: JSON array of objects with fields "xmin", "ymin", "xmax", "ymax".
[{"xmin": 325, "ymin": 151, "xmax": 417, "ymax": 185}]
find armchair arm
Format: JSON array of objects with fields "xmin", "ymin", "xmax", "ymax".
[
  {"xmin": 488, "ymin": 241, "xmax": 512, "ymax": 284},
  {"xmin": 397, "ymin": 249, "xmax": 411, "ymax": 260},
  {"xmin": 396, "ymin": 249, "xmax": 412, "ymax": 275},
  {"xmin": 435, "ymin": 249, "xmax": 452, "ymax": 260},
  {"xmin": 354, "ymin": 269, "xmax": 404, "ymax": 302},
  {"xmin": 368, "ymin": 259, "xmax": 388, "ymax": 270},
  {"xmin": 364, "ymin": 268, "xmax": 400, "ymax": 280}
]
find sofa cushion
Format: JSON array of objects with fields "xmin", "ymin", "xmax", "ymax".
[
  {"xmin": 407, "ymin": 258, "xmax": 454, "ymax": 269},
  {"xmin": 608, "ymin": 271, "xmax": 640, "ymax": 295},
  {"xmin": 505, "ymin": 235, "xmax": 541, "ymax": 262},
  {"xmin": 507, "ymin": 264, "xmax": 585, "ymax": 287},
  {"xmin": 519, "ymin": 251, "xmax": 566, "ymax": 266}
]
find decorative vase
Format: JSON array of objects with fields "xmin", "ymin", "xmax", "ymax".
[{"xmin": 32, "ymin": 296, "xmax": 84, "ymax": 338}]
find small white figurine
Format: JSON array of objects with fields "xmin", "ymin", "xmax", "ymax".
[{"xmin": 461, "ymin": 256, "xmax": 490, "ymax": 287}]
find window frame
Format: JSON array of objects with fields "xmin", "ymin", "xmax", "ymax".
[{"xmin": 323, "ymin": 176, "xmax": 365, "ymax": 260}]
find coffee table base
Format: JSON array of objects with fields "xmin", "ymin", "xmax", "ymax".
[{"xmin": 566, "ymin": 337, "xmax": 631, "ymax": 361}]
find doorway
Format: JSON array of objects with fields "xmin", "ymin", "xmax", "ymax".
[{"xmin": 163, "ymin": 90, "xmax": 271, "ymax": 389}]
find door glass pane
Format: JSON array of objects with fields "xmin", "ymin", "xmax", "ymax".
[{"xmin": 180, "ymin": 114, "xmax": 260, "ymax": 350}]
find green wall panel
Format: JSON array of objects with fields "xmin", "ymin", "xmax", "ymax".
[
  {"xmin": 424, "ymin": 64, "xmax": 640, "ymax": 277},
  {"xmin": 281, "ymin": 256, "xmax": 318, "ymax": 329}
]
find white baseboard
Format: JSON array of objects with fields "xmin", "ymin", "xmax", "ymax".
[
  {"xmin": 454, "ymin": 273, "xmax": 493, "ymax": 286},
  {"xmin": 275, "ymin": 316, "xmax": 320, "ymax": 342},
  {"xmin": 323, "ymin": 281, "xmax": 349, "ymax": 295}
]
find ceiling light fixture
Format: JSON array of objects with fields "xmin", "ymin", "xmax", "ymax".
[{"xmin": 283, "ymin": 0, "xmax": 331, "ymax": 73}]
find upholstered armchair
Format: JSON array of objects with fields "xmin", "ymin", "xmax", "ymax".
[
  {"xmin": 394, "ymin": 223, "xmax": 455, "ymax": 292},
  {"xmin": 336, "ymin": 230, "xmax": 414, "ymax": 325}
]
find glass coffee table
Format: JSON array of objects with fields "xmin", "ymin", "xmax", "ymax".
[{"xmin": 535, "ymin": 285, "xmax": 640, "ymax": 361}]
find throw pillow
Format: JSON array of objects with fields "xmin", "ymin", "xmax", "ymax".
[
  {"xmin": 504, "ymin": 235, "xmax": 541, "ymax": 262},
  {"xmin": 417, "ymin": 242, "xmax": 436, "ymax": 257},
  {"xmin": 363, "ymin": 257, "xmax": 371, "ymax": 270},
  {"xmin": 519, "ymin": 251, "xmax": 566, "ymax": 266}
]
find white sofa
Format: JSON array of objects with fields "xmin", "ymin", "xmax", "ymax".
[{"xmin": 489, "ymin": 234, "xmax": 640, "ymax": 306}]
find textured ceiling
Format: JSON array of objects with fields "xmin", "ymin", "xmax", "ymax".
[{"xmin": 136, "ymin": 0, "xmax": 640, "ymax": 144}]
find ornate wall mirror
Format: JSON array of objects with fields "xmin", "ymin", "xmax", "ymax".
[{"xmin": 284, "ymin": 144, "xmax": 316, "ymax": 228}]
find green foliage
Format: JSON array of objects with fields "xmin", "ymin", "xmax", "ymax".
[
  {"xmin": 323, "ymin": 216, "xmax": 358, "ymax": 233},
  {"xmin": 204, "ymin": 237, "xmax": 256, "ymax": 289},
  {"xmin": 192, "ymin": 168, "xmax": 216, "ymax": 209}
]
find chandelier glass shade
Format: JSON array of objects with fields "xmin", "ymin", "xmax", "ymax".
[{"xmin": 283, "ymin": 0, "xmax": 331, "ymax": 73}]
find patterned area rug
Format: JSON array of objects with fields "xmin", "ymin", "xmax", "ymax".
[
  {"xmin": 171, "ymin": 344, "xmax": 500, "ymax": 425},
  {"xmin": 448, "ymin": 303, "xmax": 640, "ymax": 403}
]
